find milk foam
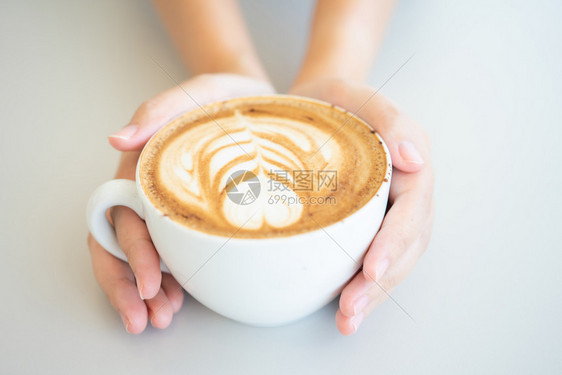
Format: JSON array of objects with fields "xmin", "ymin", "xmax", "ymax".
[
  {"xmin": 140, "ymin": 96, "xmax": 387, "ymax": 238},
  {"xmin": 158, "ymin": 111, "xmax": 341, "ymax": 231}
]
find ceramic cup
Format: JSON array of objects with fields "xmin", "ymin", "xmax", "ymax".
[{"xmin": 86, "ymin": 96, "xmax": 392, "ymax": 326}]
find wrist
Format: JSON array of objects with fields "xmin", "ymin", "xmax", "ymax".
[
  {"xmin": 185, "ymin": 52, "xmax": 269, "ymax": 83},
  {"xmin": 219, "ymin": 53, "xmax": 270, "ymax": 82},
  {"xmin": 292, "ymin": 48, "xmax": 373, "ymax": 89}
]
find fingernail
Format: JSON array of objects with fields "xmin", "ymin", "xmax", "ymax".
[
  {"xmin": 120, "ymin": 313, "xmax": 131, "ymax": 333},
  {"xmin": 137, "ymin": 281, "xmax": 145, "ymax": 300},
  {"xmin": 351, "ymin": 312, "xmax": 365, "ymax": 333},
  {"xmin": 353, "ymin": 294, "xmax": 371, "ymax": 316},
  {"xmin": 398, "ymin": 141, "xmax": 424, "ymax": 164},
  {"xmin": 376, "ymin": 258, "xmax": 390, "ymax": 281},
  {"xmin": 109, "ymin": 124, "xmax": 138, "ymax": 140}
]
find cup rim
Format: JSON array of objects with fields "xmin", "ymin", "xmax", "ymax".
[{"xmin": 135, "ymin": 94, "xmax": 392, "ymax": 242}]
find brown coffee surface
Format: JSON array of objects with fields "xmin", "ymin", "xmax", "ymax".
[{"xmin": 139, "ymin": 96, "xmax": 387, "ymax": 238}]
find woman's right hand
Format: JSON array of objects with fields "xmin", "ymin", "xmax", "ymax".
[{"xmin": 87, "ymin": 74, "xmax": 275, "ymax": 333}]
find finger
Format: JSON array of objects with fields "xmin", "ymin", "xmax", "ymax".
[
  {"xmin": 111, "ymin": 206, "xmax": 162, "ymax": 301},
  {"xmin": 336, "ymin": 203, "xmax": 434, "ymax": 334},
  {"xmin": 336, "ymin": 285, "xmax": 397, "ymax": 336},
  {"xmin": 362, "ymin": 170, "xmax": 434, "ymax": 283},
  {"xmin": 161, "ymin": 273, "xmax": 185, "ymax": 313},
  {"xmin": 337, "ymin": 175, "xmax": 434, "ymax": 318},
  {"xmin": 336, "ymin": 243, "xmax": 416, "ymax": 335},
  {"xmin": 335, "ymin": 308, "xmax": 358, "ymax": 336},
  {"xmin": 290, "ymin": 79, "xmax": 429, "ymax": 173},
  {"xmin": 108, "ymin": 73, "xmax": 275, "ymax": 151},
  {"xmin": 145, "ymin": 287, "xmax": 175, "ymax": 329},
  {"xmin": 339, "ymin": 271, "xmax": 375, "ymax": 319},
  {"xmin": 87, "ymin": 234, "xmax": 148, "ymax": 334},
  {"xmin": 362, "ymin": 210, "xmax": 434, "ymax": 316},
  {"xmin": 337, "ymin": 267, "xmax": 398, "ymax": 320},
  {"xmin": 343, "ymin": 201, "xmax": 434, "ymax": 319},
  {"xmin": 336, "ymin": 271, "xmax": 396, "ymax": 335}
]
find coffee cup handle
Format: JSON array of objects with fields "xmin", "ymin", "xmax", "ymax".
[{"xmin": 86, "ymin": 179, "xmax": 169, "ymax": 273}]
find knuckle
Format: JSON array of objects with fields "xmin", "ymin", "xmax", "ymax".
[
  {"xmin": 87, "ymin": 233, "xmax": 95, "ymax": 249},
  {"xmin": 379, "ymin": 276, "xmax": 399, "ymax": 294},
  {"xmin": 139, "ymin": 97, "xmax": 164, "ymax": 115},
  {"xmin": 382, "ymin": 102, "xmax": 401, "ymax": 122},
  {"xmin": 370, "ymin": 98, "xmax": 401, "ymax": 131},
  {"xmin": 139, "ymin": 99, "xmax": 155, "ymax": 112},
  {"xmin": 393, "ymin": 234, "xmax": 410, "ymax": 256},
  {"xmin": 322, "ymin": 78, "xmax": 348, "ymax": 103},
  {"xmin": 366, "ymin": 279, "xmax": 395, "ymax": 306},
  {"xmin": 379, "ymin": 227, "xmax": 411, "ymax": 257},
  {"xmin": 108, "ymin": 276, "xmax": 134, "ymax": 302}
]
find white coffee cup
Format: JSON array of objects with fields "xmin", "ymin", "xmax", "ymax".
[{"xmin": 86, "ymin": 101, "xmax": 392, "ymax": 327}]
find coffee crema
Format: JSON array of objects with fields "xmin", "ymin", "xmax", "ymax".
[{"xmin": 139, "ymin": 96, "xmax": 387, "ymax": 238}]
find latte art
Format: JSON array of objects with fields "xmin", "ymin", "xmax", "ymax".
[
  {"xmin": 140, "ymin": 96, "xmax": 387, "ymax": 238},
  {"xmin": 159, "ymin": 111, "xmax": 339, "ymax": 230}
]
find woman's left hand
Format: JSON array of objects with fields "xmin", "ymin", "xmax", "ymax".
[{"xmin": 291, "ymin": 79, "xmax": 435, "ymax": 335}]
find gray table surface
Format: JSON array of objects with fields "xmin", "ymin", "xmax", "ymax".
[{"xmin": 1, "ymin": 0, "xmax": 561, "ymax": 374}]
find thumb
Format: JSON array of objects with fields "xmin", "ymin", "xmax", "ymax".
[{"xmin": 108, "ymin": 74, "xmax": 275, "ymax": 151}]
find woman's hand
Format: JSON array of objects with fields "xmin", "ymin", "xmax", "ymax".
[
  {"xmin": 291, "ymin": 79, "xmax": 434, "ymax": 335},
  {"xmin": 88, "ymin": 74, "xmax": 275, "ymax": 333}
]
